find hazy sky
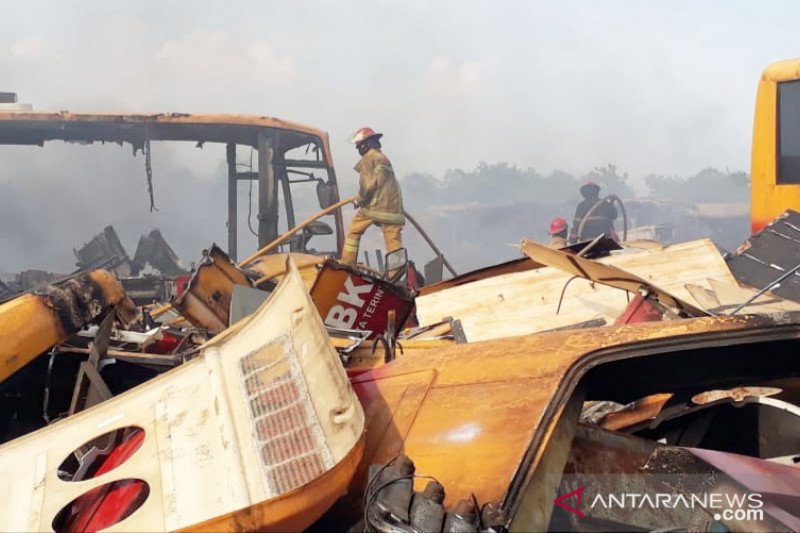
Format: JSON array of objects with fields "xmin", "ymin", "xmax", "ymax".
[
  {"xmin": 0, "ymin": 1, "xmax": 797, "ymax": 271},
  {"xmin": 3, "ymin": 1, "xmax": 796, "ymax": 176}
]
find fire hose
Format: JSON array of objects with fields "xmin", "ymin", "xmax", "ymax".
[{"xmin": 575, "ymin": 194, "xmax": 628, "ymax": 243}]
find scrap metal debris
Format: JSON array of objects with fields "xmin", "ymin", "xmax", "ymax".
[
  {"xmin": 1, "ymin": 97, "xmax": 800, "ymax": 533},
  {"xmin": 728, "ymin": 209, "xmax": 800, "ymax": 302}
]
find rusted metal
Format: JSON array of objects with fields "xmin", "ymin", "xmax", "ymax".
[
  {"xmin": 73, "ymin": 225, "xmax": 130, "ymax": 277},
  {"xmin": 173, "ymin": 245, "xmax": 252, "ymax": 333},
  {"xmin": 599, "ymin": 393, "xmax": 674, "ymax": 431},
  {"xmin": 131, "ymin": 229, "xmax": 186, "ymax": 277},
  {"xmin": 557, "ymin": 424, "xmax": 799, "ymax": 531},
  {"xmin": 241, "ymin": 195, "xmax": 357, "ymax": 268},
  {"xmin": 691, "ymin": 386, "xmax": 783, "ymax": 404},
  {"xmin": 558, "ymin": 425, "xmax": 678, "ymax": 531},
  {"xmin": 258, "ymin": 130, "xmax": 277, "ymax": 247},
  {"xmin": 0, "ymin": 110, "xmax": 346, "ymax": 260},
  {"xmin": 336, "ymin": 310, "xmax": 800, "ymax": 529},
  {"xmin": 226, "ymin": 143, "xmax": 238, "ymax": 260},
  {"xmin": 728, "ymin": 209, "xmax": 800, "ymax": 303}
]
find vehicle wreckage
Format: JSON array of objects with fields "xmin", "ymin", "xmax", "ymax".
[{"xmin": 0, "ymin": 59, "xmax": 800, "ymax": 532}]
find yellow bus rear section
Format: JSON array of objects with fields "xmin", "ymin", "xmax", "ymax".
[{"xmin": 751, "ymin": 58, "xmax": 800, "ymax": 232}]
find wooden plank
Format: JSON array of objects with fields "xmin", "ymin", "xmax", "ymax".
[
  {"xmin": 707, "ymin": 278, "xmax": 800, "ymax": 313},
  {"xmin": 520, "ymin": 239, "xmax": 706, "ymax": 317}
]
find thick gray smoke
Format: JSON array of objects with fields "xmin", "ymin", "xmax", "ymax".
[
  {"xmin": 0, "ymin": 142, "xmax": 229, "ymax": 273},
  {"xmin": 0, "ymin": 138, "xmax": 749, "ymax": 277}
]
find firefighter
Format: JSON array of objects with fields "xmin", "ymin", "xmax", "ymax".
[
  {"xmin": 340, "ymin": 127, "xmax": 405, "ymax": 265},
  {"xmin": 548, "ymin": 217, "xmax": 568, "ymax": 248},
  {"xmin": 569, "ymin": 181, "xmax": 617, "ymax": 244}
]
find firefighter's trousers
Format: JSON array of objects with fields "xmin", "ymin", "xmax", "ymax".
[{"xmin": 340, "ymin": 210, "xmax": 403, "ymax": 265}]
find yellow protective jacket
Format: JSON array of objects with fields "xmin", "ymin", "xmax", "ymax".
[
  {"xmin": 548, "ymin": 235, "xmax": 567, "ymax": 249},
  {"xmin": 355, "ymin": 148, "xmax": 405, "ymax": 225}
]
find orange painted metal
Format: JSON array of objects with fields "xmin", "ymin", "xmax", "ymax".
[
  {"xmin": 173, "ymin": 245, "xmax": 251, "ymax": 333},
  {"xmin": 246, "ymin": 252, "xmax": 324, "ymax": 289},
  {"xmin": 341, "ymin": 313, "xmax": 783, "ymax": 521},
  {"xmin": 0, "ymin": 111, "xmax": 336, "ymax": 167},
  {"xmin": 599, "ymin": 393, "xmax": 674, "ymax": 431}
]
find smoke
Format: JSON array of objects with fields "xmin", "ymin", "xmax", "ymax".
[
  {"xmin": 0, "ymin": 142, "xmax": 229, "ymax": 273},
  {"xmin": 0, "ymin": 1, "xmax": 786, "ymax": 271}
]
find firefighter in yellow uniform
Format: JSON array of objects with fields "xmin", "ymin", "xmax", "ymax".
[{"xmin": 340, "ymin": 127, "xmax": 405, "ymax": 265}]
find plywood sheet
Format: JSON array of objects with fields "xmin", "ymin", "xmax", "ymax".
[{"xmin": 415, "ymin": 239, "xmax": 736, "ymax": 342}]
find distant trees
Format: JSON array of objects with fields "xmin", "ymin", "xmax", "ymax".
[
  {"xmin": 402, "ymin": 162, "xmax": 748, "ymax": 209},
  {"xmin": 644, "ymin": 168, "xmax": 749, "ymax": 203},
  {"xmin": 403, "ymin": 162, "xmax": 581, "ymax": 210},
  {"xmin": 396, "ymin": 162, "xmax": 749, "ymax": 271},
  {"xmin": 580, "ymin": 164, "xmax": 635, "ymax": 199}
]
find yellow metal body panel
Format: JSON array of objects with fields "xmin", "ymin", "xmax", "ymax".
[
  {"xmin": 0, "ymin": 270, "xmax": 127, "ymax": 383},
  {"xmin": 247, "ymin": 252, "xmax": 323, "ymax": 290},
  {"xmin": 751, "ymin": 58, "xmax": 800, "ymax": 232},
  {"xmin": 173, "ymin": 246, "xmax": 251, "ymax": 333}
]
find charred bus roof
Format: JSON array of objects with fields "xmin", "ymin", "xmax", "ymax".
[{"xmin": 0, "ymin": 110, "xmax": 334, "ymax": 164}]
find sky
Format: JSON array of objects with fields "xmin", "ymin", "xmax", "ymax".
[{"xmin": 0, "ymin": 1, "xmax": 798, "ymax": 271}]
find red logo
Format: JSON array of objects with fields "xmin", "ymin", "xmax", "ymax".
[{"xmin": 554, "ymin": 487, "xmax": 586, "ymax": 517}]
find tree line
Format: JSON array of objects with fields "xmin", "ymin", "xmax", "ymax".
[{"xmin": 400, "ymin": 162, "xmax": 749, "ymax": 208}]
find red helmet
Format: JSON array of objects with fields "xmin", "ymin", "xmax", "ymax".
[
  {"xmin": 549, "ymin": 217, "xmax": 568, "ymax": 235},
  {"xmin": 348, "ymin": 126, "xmax": 383, "ymax": 147}
]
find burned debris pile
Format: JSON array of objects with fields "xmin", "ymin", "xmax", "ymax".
[
  {"xmin": 1, "ymin": 209, "xmax": 798, "ymax": 532},
  {"xmin": 0, "ymin": 89, "xmax": 799, "ymax": 531}
]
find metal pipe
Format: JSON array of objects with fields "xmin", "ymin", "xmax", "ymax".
[
  {"xmin": 729, "ymin": 261, "xmax": 800, "ymax": 315},
  {"xmin": 57, "ymin": 346, "xmax": 179, "ymax": 366},
  {"xmin": 241, "ymin": 195, "xmax": 357, "ymax": 267},
  {"xmin": 257, "ymin": 131, "xmax": 277, "ymax": 248},
  {"xmin": 403, "ymin": 210, "xmax": 458, "ymax": 277},
  {"xmin": 226, "ymin": 143, "xmax": 238, "ymax": 261},
  {"xmin": 575, "ymin": 194, "xmax": 627, "ymax": 243}
]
